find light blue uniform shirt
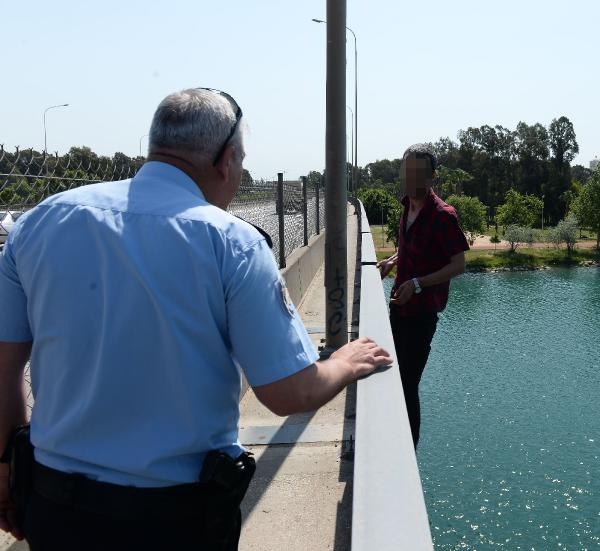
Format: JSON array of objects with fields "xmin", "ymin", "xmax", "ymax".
[{"xmin": 0, "ymin": 162, "xmax": 318, "ymax": 487}]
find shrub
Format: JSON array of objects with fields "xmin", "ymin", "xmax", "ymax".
[
  {"xmin": 357, "ymin": 188, "xmax": 400, "ymax": 225},
  {"xmin": 504, "ymin": 224, "xmax": 535, "ymax": 252},
  {"xmin": 554, "ymin": 214, "xmax": 578, "ymax": 254},
  {"xmin": 446, "ymin": 195, "xmax": 487, "ymax": 245},
  {"xmin": 386, "ymin": 205, "xmax": 404, "ymax": 246}
]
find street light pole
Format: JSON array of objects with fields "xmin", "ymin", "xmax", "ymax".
[
  {"xmin": 346, "ymin": 106, "xmax": 354, "ymax": 166},
  {"xmin": 347, "ymin": 105, "xmax": 354, "ymax": 190},
  {"xmin": 312, "ymin": 18, "xmax": 358, "ymax": 191},
  {"xmin": 541, "ymin": 194, "xmax": 545, "ymax": 232},
  {"xmin": 43, "ymin": 103, "xmax": 69, "ymax": 154},
  {"xmin": 346, "ymin": 26, "xmax": 358, "ymax": 193}
]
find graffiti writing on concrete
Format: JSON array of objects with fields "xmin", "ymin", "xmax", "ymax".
[{"xmin": 327, "ymin": 266, "xmax": 346, "ymax": 337}]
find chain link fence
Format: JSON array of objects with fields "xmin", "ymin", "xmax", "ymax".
[
  {"xmin": 0, "ymin": 146, "xmax": 325, "ymax": 267},
  {"xmin": 228, "ymin": 175, "xmax": 324, "ymax": 267},
  {"xmin": 1, "ymin": 147, "xmax": 326, "ymax": 412}
]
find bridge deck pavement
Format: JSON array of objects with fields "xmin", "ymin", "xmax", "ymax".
[
  {"xmin": 0, "ymin": 205, "xmax": 359, "ymax": 551},
  {"xmin": 239, "ymin": 205, "xmax": 359, "ymax": 551}
]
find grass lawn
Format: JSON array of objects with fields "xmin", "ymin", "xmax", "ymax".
[
  {"xmin": 465, "ymin": 248, "xmax": 600, "ymax": 270},
  {"xmin": 375, "ymin": 248, "xmax": 600, "ymax": 276},
  {"xmin": 370, "ymin": 224, "xmax": 396, "ymax": 251}
]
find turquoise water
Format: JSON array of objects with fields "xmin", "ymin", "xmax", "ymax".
[{"xmin": 383, "ymin": 268, "xmax": 600, "ymax": 550}]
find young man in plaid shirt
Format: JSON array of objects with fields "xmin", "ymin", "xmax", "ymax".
[{"xmin": 377, "ymin": 144, "xmax": 470, "ymax": 448}]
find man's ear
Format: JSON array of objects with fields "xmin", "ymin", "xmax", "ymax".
[{"xmin": 214, "ymin": 144, "xmax": 237, "ymax": 182}]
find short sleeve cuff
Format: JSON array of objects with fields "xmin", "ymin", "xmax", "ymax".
[{"xmin": 244, "ymin": 346, "xmax": 319, "ymax": 388}]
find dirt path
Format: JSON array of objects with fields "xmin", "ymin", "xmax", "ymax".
[
  {"xmin": 375, "ymin": 236, "xmax": 598, "ymax": 253},
  {"xmin": 469, "ymin": 235, "xmax": 598, "ymax": 251}
]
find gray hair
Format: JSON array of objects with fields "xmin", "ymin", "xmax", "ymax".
[
  {"xmin": 148, "ymin": 88, "xmax": 243, "ymax": 162},
  {"xmin": 403, "ymin": 143, "xmax": 438, "ymax": 173}
]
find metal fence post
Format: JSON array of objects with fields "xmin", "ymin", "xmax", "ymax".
[
  {"xmin": 316, "ymin": 178, "xmax": 320, "ymax": 235},
  {"xmin": 277, "ymin": 173, "xmax": 286, "ymax": 269},
  {"xmin": 302, "ymin": 176, "xmax": 308, "ymax": 247}
]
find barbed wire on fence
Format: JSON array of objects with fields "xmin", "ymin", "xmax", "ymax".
[{"xmin": 1, "ymin": 146, "xmax": 326, "ymax": 268}]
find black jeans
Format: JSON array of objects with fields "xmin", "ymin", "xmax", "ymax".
[
  {"xmin": 389, "ymin": 308, "xmax": 439, "ymax": 449},
  {"xmin": 23, "ymin": 488, "xmax": 242, "ymax": 551}
]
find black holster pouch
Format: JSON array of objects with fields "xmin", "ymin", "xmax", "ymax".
[
  {"xmin": 3, "ymin": 424, "xmax": 34, "ymax": 516},
  {"xmin": 199, "ymin": 451, "xmax": 256, "ymax": 549}
]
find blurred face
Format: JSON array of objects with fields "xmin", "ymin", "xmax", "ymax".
[{"xmin": 399, "ymin": 154, "xmax": 434, "ymax": 199}]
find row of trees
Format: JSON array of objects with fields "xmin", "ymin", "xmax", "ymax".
[
  {"xmin": 0, "ymin": 146, "xmax": 255, "ymax": 207},
  {"xmin": 3, "ymin": 132, "xmax": 599, "ymax": 249},
  {"xmin": 358, "ymin": 167, "xmax": 600, "ymax": 251},
  {"xmin": 357, "ymin": 116, "xmax": 594, "ymax": 226},
  {"xmin": 352, "ymin": 115, "xmax": 600, "ymax": 251}
]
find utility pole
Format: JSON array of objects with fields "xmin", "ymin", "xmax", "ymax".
[{"xmin": 323, "ymin": 0, "xmax": 348, "ymax": 353}]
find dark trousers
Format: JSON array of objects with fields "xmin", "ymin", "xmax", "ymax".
[
  {"xmin": 389, "ymin": 308, "xmax": 439, "ymax": 449},
  {"xmin": 23, "ymin": 488, "xmax": 241, "ymax": 551}
]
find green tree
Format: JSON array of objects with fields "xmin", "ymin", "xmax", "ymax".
[
  {"xmin": 490, "ymin": 233, "xmax": 501, "ymax": 251},
  {"xmin": 548, "ymin": 116, "xmax": 579, "ymax": 168},
  {"xmin": 514, "ymin": 121, "xmax": 549, "ymax": 197},
  {"xmin": 241, "ymin": 169, "xmax": 253, "ymax": 187},
  {"xmin": 544, "ymin": 116, "xmax": 579, "ymax": 223},
  {"xmin": 364, "ymin": 159, "xmax": 402, "ymax": 186},
  {"xmin": 435, "ymin": 166, "xmax": 473, "ymax": 199},
  {"xmin": 571, "ymin": 171, "xmax": 600, "ymax": 249},
  {"xmin": 306, "ymin": 171, "xmax": 323, "ymax": 190},
  {"xmin": 386, "ymin": 204, "xmax": 404, "ymax": 246},
  {"xmin": 523, "ymin": 194, "xmax": 544, "ymax": 227},
  {"xmin": 561, "ymin": 179, "xmax": 583, "ymax": 215},
  {"xmin": 357, "ymin": 187, "xmax": 399, "ymax": 225},
  {"xmin": 504, "ymin": 224, "xmax": 535, "ymax": 252},
  {"xmin": 446, "ymin": 195, "xmax": 487, "ymax": 245},
  {"xmin": 550, "ymin": 214, "xmax": 578, "ymax": 254},
  {"xmin": 571, "ymin": 165, "xmax": 593, "ymax": 184},
  {"xmin": 496, "ymin": 189, "xmax": 541, "ymax": 228}
]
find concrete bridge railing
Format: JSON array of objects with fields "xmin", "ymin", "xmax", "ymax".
[{"xmin": 351, "ymin": 200, "xmax": 433, "ymax": 550}]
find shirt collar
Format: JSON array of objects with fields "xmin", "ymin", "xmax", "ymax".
[
  {"xmin": 133, "ymin": 161, "xmax": 206, "ymax": 201},
  {"xmin": 401, "ymin": 188, "xmax": 434, "ymax": 210}
]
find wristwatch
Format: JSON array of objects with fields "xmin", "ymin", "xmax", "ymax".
[{"xmin": 412, "ymin": 277, "xmax": 422, "ymax": 294}]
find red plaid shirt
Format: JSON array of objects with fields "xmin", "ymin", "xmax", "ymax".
[{"xmin": 391, "ymin": 190, "xmax": 469, "ymax": 316}]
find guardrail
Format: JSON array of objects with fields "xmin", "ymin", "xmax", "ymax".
[{"xmin": 351, "ymin": 200, "xmax": 433, "ymax": 550}]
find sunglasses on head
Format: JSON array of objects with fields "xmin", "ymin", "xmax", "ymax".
[{"xmin": 195, "ymin": 88, "xmax": 243, "ymax": 167}]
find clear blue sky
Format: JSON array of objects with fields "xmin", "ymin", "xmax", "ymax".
[{"xmin": 2, "ymin": 0, "xmax": 598, "ymax": 180}]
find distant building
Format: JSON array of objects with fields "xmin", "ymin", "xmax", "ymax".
[{"xmin": 591, "ymin": 158, "xmax": 599, "ymax": 171}]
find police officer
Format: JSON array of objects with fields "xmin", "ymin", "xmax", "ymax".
[{"xmin": 0, "ymin": 88, "xmax": 391, "ymax": 550}]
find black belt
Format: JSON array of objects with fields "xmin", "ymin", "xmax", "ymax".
[{"xmin": 32, "ymin": 461, "xmax": 211, "ymax": 518}]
